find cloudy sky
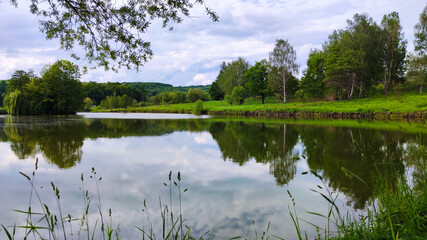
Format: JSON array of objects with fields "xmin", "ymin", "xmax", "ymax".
[{"xmin": 0, "ymin": 0, "xmax": 425, "ymax": 86}]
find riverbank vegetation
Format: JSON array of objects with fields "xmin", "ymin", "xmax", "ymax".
[{"xmin": 94, "ymin": 87, "xmax": 427, "ymax": 119}]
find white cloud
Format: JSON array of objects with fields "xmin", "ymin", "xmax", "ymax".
[{"xmin": 188, "ymin": 73, "xmax": 216, "ymax": 86}]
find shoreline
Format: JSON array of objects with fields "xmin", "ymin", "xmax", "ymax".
[{"xmin": 95, "ymin": 108, "xmax": 427, "ymax": 121}]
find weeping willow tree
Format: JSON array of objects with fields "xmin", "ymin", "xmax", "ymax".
[{"xmin": 3, "ymin": 90, "xmax": 31, "ymax": 115}]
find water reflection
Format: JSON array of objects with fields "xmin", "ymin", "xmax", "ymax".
[
  {"xmin": 0, "ymin": 114, "xmax": 425, "ymax": 209},
  {"xmin": 209, "ymin": 122, "xmax": 300, "ymax": 185}
]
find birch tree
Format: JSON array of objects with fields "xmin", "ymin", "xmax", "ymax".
[
  {"xmin": 381, "ymin": 12, "xmax": 407, "ymax": 95},
  {"xmin": 268, "ymin": 39, "xmax": 299, "ymax": 103}
]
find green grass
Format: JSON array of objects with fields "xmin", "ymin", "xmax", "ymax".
[
  {"xmin": 332, "ymin": 157, "xmax": 427, "ymax": 239},
  {"xmin": 93, "ymin": 90, "xmax": 427, "ymax": 118},
  {"xmin": 288, "ymin": 146, "xmax": 427, "ymax": 240}
]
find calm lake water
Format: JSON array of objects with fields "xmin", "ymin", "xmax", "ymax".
[{"xmin": 0, "ymin": 113, "xmax": 425, "ymax": 239}]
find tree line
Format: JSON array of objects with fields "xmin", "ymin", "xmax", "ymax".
[
  {"xmin": 209, "ymin": 7, "xmax": 427, "ymax": 104},
  {"xmin": 1, "ymin": 65, "xmax": 212, "ymax": 114}
]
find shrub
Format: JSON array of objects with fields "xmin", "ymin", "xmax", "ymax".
[
  {"xmin": 231, "ymin": 86, "xmax": 246, "ymax": 105},
  {"xmin": 193, "ymin": 100, "xmax": 203, "ymax": 115}
]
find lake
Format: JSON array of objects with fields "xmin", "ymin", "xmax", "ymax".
[{"xmin": 0, "ymin": 113, "xmax": 425, "ymax": 239}]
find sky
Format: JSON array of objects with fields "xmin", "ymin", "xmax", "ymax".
[{"xmin": 0, "ymin": 0, "xmax": 425, "ymax": 86}]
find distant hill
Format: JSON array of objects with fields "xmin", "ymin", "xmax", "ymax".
[{"xmin": 125, "ymin": 82, "xmax": 210, "ymax": 97}]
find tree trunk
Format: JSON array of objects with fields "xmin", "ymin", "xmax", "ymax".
[
  {"xmin": 348, "ymin": 75, "xmax": 355, "ymax": 101},
  {"xmin": 420, "ymin": 83, "xmax": 423, "ymax": 94},
  {"xmin": 359, "ymin": 82, "xmax": 363, "ymax": 99},
  {"xmin": 261, "ymin": 94, "xmax": 265, "ymax": 104},
  {"xmin": 282, "ymin": 70, "xmax": 287, "ymax": 103},
  {"xmin": 385, "ymin": 50, "xmax": 394, "ymax": 96}
]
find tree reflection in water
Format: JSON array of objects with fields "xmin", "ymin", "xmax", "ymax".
[{"xmin": 0, "ymin": 115, "xmax": 425, "ymax": 209}]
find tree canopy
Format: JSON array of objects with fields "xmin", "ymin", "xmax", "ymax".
[
  {"xmin": 9, "ymin": 0, "xmax": 218, "ymax": 71},
  {"xmin": 216, "ymin": 57, "xmax": 250, "ymax": 95},
  {"xmin": 244, "ymin": 60, "xmax": 271, "ymax": 104},
  {"xmin": 3, "ymin": 60, "xmax": 84, "ymax": 115},
  {"xmin": 269, "ymin": 39, "xmax": 299, "ymax": 103}
]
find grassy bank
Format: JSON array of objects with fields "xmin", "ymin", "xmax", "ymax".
[{"xmin": 93, "ymin": 91, "xmax": 427, "ymax": 120}]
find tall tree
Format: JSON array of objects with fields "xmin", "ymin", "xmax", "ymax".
[
  {"xmin": 346, "ymin": 13, "xmax": 385, "ymax": 98},
  {"xmin": 407, "ymin": 53, "xmax": 427, "ymax": 93},
  {"xmin": 8, "ymin": 70, "xmax": 37, "ymax": 92},
  {"xmin": 324, "ymin": 30, "xmax": 363, "ymax": 101},
  {"xmin": 300, "ymin": 49, "xmax": 326, "ymax": 98},
  {"xmin": 269, "ymin": 39, "xmax": 299, "ymax": 103},
  {"xmin": 381, "ymin": 12, "xmax": 407, "ymax": 95},
  {"xmin": 414, "ymin": 4, "xmax": 427, "ymax": 55},
  {"xmin": 38, "ymin": 60, "xmax": 84, "ymax": 114},
  {"xmin": 216, "ymin": 57, "xmax": 250, "ymax": 95},
  {"xmin": 8, "ymin": 0, "xmax": 218, "ymax": 71},
  {"xmin": 411, "ymin": 4, "xmax": 427, "ymax": 93},
  {"xmin": 244, "ymin": 60, "xmax": 271, "ymax": 104},
  {"xmin": 0, "ymin": 80, "xmax": 7, "ymax": 106},
  {"xmin": 209, "ymin": 81, "xmax": 224, "ymax": 100}
]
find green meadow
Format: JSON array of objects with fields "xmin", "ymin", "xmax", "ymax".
[{"xmin": 94, "ymin": 90, "xmax": 427, "ymax": 117}]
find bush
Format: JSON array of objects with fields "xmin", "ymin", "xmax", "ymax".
[
  {"xmin": 225, "ymin": 94, "xmax": 233, "ymax": 105},
  {"xmin": 187, "ymin": 88, "xmax": 207, "ymax": 102},
  {"xmin": 100, "ymin": 94, "xmax": 133, "ymax": 109},
  {"xmin": 193, "ymin": 100, "xmax": 203, "ymax": 115},
  {"xmin": 83, "ymin": 97, "xmax": 94, "ymax": 111},
  {"xmin": 231, "ymin": 86, "xmax": 246, "ymax": 105}
]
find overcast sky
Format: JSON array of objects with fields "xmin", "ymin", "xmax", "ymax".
[{"xmin": 0, "ymin": 0, "xmax": 425, "ymax": 86}]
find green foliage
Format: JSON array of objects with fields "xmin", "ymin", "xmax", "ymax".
[
  {"xmin": 100, "ymin": 94, "xmax": 133, "ymax": 109},
  {"xmin": 3, "ymin": 61, "xmax": 84, "ymax": 115},
  {"xmin": 407, "ymin": 52, "xmax": 427, "ymax": 93},
  {"xmin": 319, "ymin": 13, "xmax": 406, "ymax": 100},
  {"xmin": 187, "ymin": 88, "xmax": 208, "ymax": 103},
  {"xmin": 83, "ymin": 97, "xmax": 94, "ymax": 111},
  {"xmin": 8, "ymin": 70, "xmax": 36, "ymax": 92},
  {"xmin": 382, "ymin": 12, "xmax": 407, "ymax": 95},
  {"xmin": 415, "ymin": 4, "xmax": 427, "ymax": 55},
  {"xmin": 209, "ymin": 81, "xmax": 224, "ymax": 100},
  {"xmin": 300, "ymin": 50, "xmax": 326, "ymax": 98},
  {"xmin": 0, "ymin": 80, "xmax": 7, "ymax": 106},
  {"xmin": 245, "ymin": 60, "xmax": 271, "ymax": 104},
  {"xmin": 411, "ymin": 5, "xmax": 427, "ymax": 94},
  {"xmin": 216, "ymin": 57, "xmax": 250, "ymax": 95},
  {"xmin": 129, "ymin": 82, "xmax": 210, "ymax": 98},
  {"xmin": 38, "ymin": 60, "xmax": 84, "ymax": 114},
  {"xmin": 3, "ymin": 90, "xmax": 29, "ymax": 116},
  {"xmin": 225, "ymin": 94, "xmax": 233, "ymax": 105},
  {"xmin": 268, "ymin": 66, "xmax": 299, "ymax": 102},
  {"xmin": 269, "ymin": 39, "xmax": 299, "ymax": 103},
  {"xmin": 231, "ymin": 86, "xmax": 246, "ymax": 105},
  {"xmin": 9, "ymin": 0, "xmax": 217, "ymax": 71},
  {"xmin": 193, "ymin": 100, "xmax": 203, "ymax": 115},
  {"xmin": 115, "ymin": 87, "xmax": 427, "ymax": 116}
]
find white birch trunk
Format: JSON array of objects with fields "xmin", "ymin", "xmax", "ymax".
[{"xmin": 282, "ymin": 70, "xmax": 287, "ymax": 103}]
